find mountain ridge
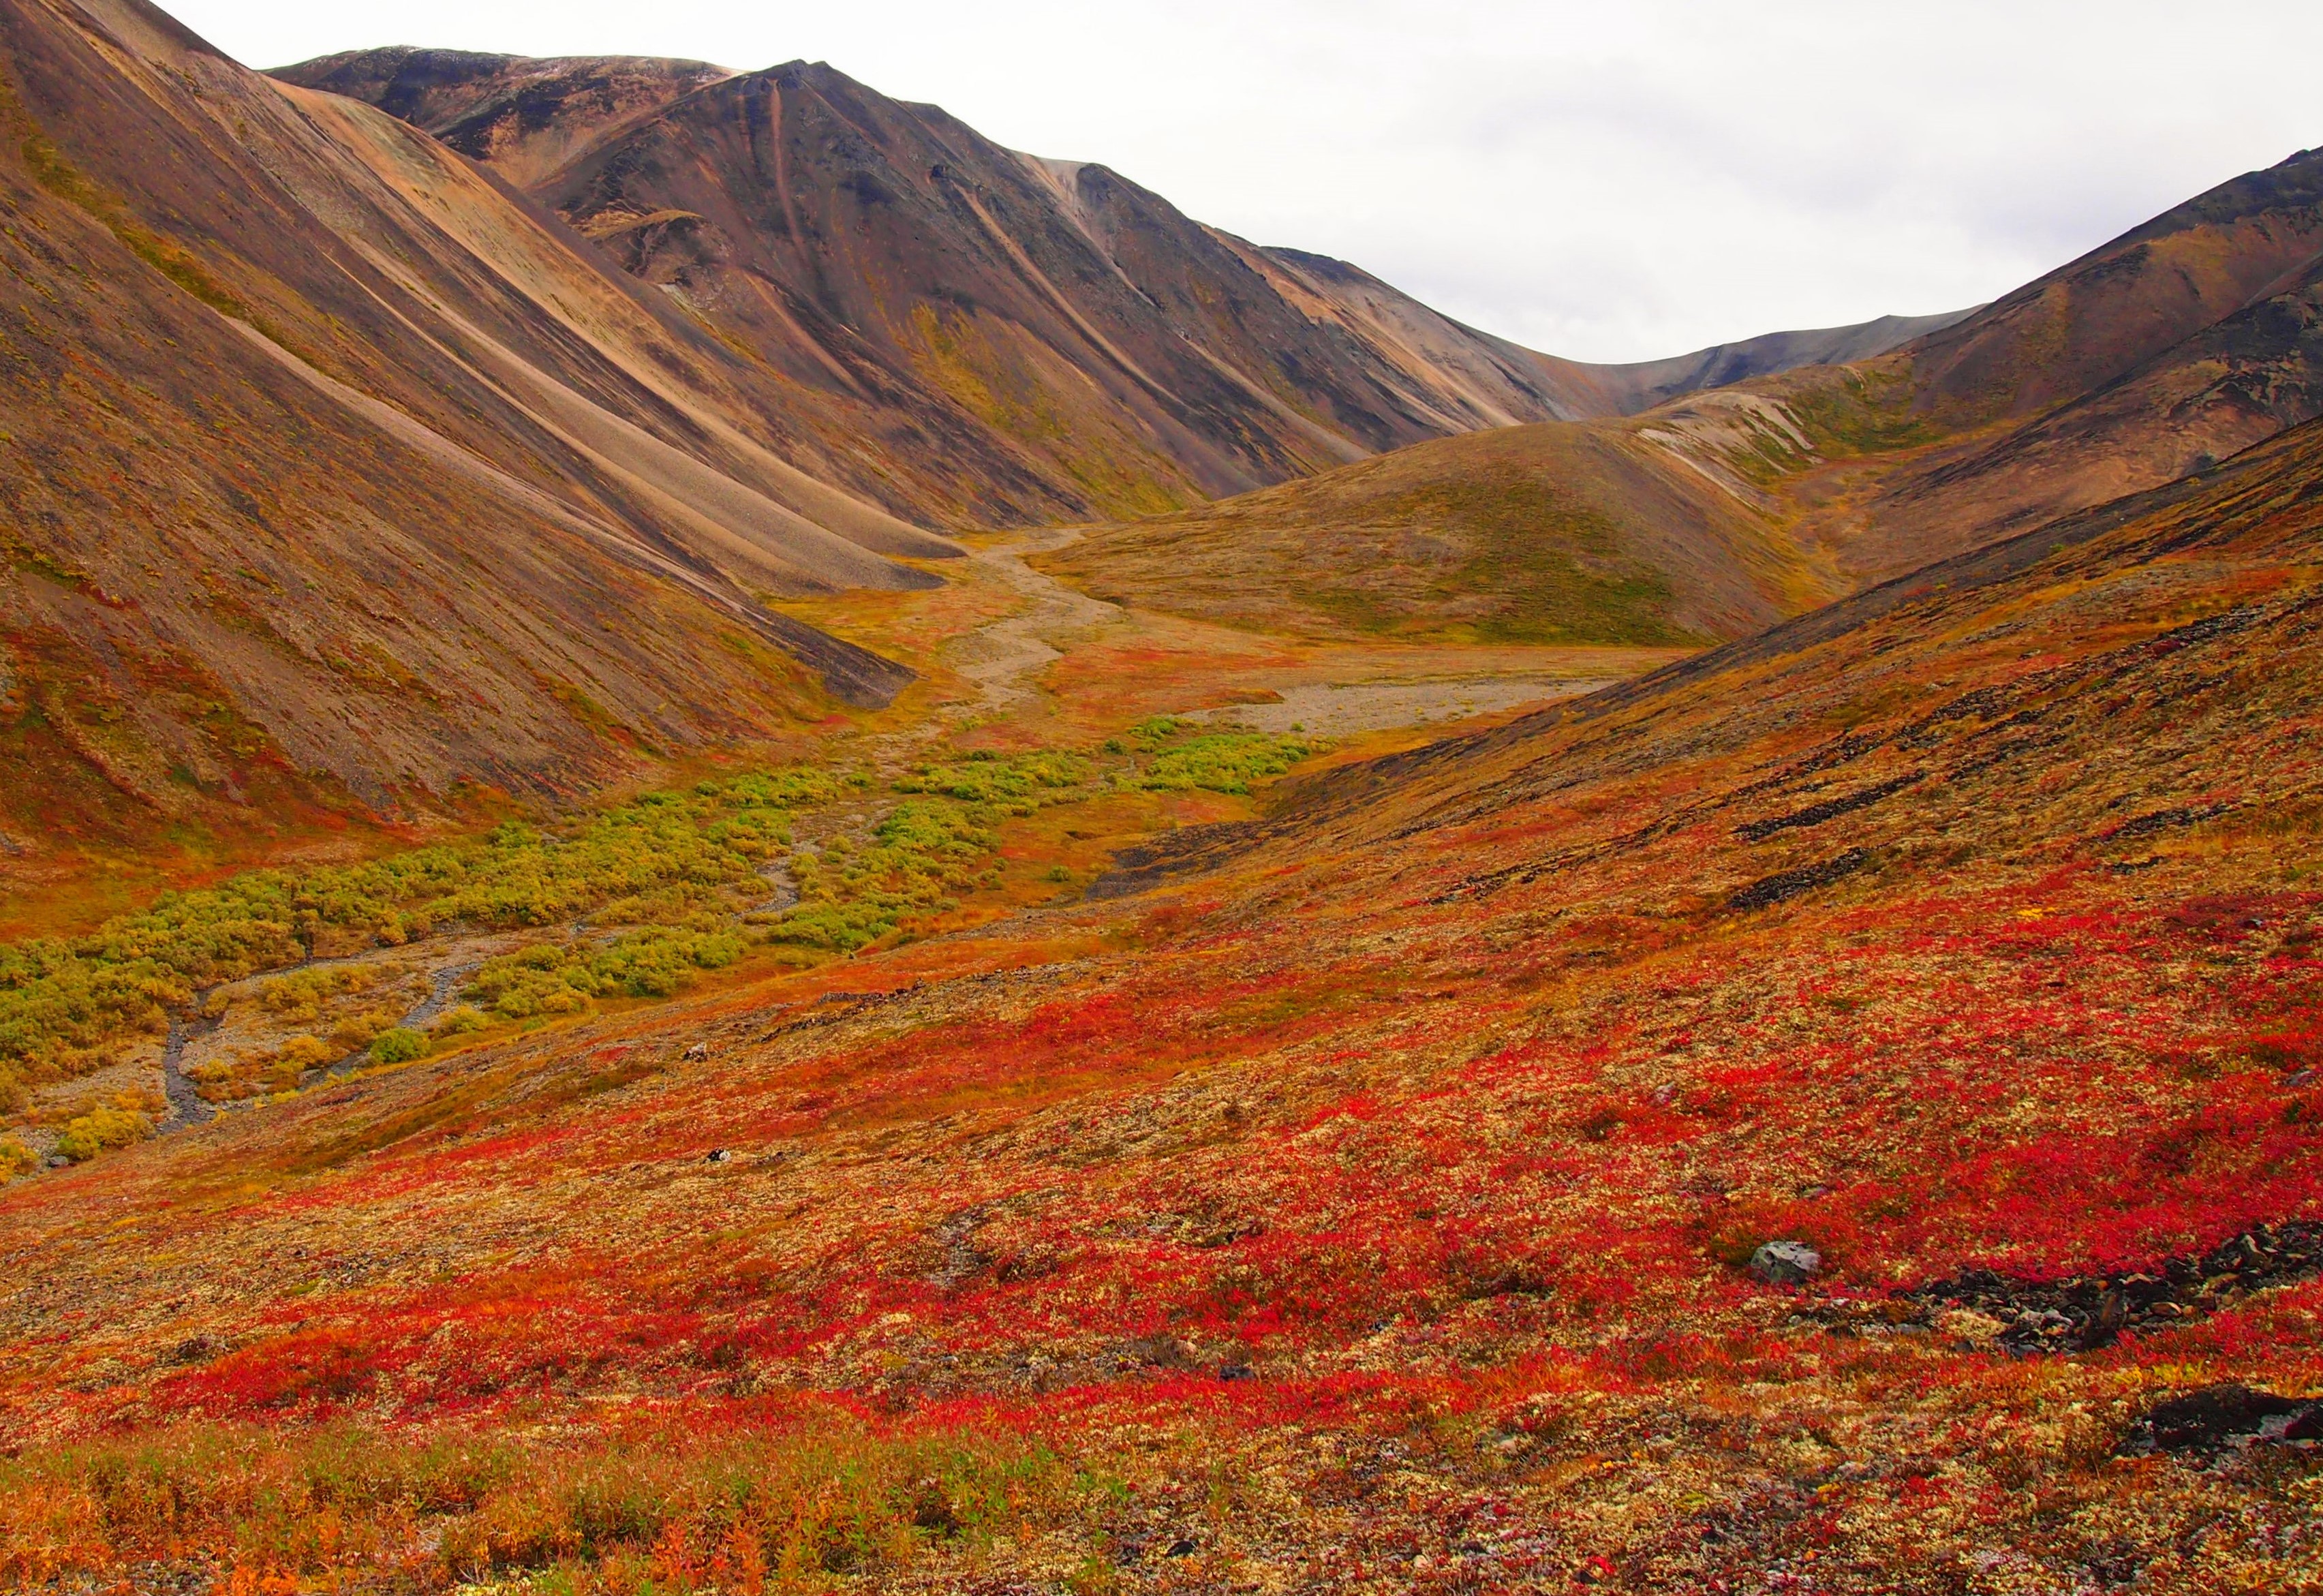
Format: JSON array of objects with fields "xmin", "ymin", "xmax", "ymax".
[{"xmin": 275, "ymin": 46, "xmax": 1963, "ymax": 518}]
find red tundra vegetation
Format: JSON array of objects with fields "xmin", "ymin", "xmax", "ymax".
[{"xmin": 7, "ymin": 414, "xmax": 2323, "ymax": 1586}]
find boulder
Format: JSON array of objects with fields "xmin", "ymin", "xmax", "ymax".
[{"xmin": 1751, "ymin": 1240, "xmax": 1822, "ymax": 1285}]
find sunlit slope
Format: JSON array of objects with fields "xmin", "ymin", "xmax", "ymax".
[{"xmin": 0, "ymin": 0, "xmax": 957, "ymax": 867}]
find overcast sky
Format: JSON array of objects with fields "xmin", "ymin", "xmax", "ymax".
[{"xmin": 169, "ymin": 0, "xmax": 2323, "ymax": 363}]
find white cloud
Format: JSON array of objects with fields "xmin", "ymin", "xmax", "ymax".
[{"xmin": 166, "ymin": 0, "xmax": 2323, "ymax": 360}]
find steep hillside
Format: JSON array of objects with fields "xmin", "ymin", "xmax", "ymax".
[
  {"xmin": 1905, "ymin": 147, "xmax": 2323, "ymax": 424},
  {"xmin": 10, "ymin": 414, "xmax": 2323, "ymax": 1589},
  {"xmin": 1054, "ymin": 147, "xmax": 2323, "ymax": 642},
  {"xmin": 0, "ymin": 0, "xmax": 981, "ymax": 881},
  {"xmin": 277, "ymin": 48, "xmax": 1956, "ymax": 524},
  {"xmin": 1836, "ymin": 242, "xmax": 2323, "ymax": 574}
]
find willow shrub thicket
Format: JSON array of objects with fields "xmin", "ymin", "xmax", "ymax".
[
  {"xmin": 0, "ymin": 770, "xmax": 846, "ymax": 1105},
  {"xmin": 0, "ymin": 728, "xmax": 1319, "ymax": 1109}
]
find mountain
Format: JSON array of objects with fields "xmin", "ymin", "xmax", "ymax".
[
  {"xmin": 0, "ymin": 0, "xmax": 989, "ymax": 878},
  {"xmin": 275, "ymin": 48, "xmax": 1958, "ymax": 524},
  {"xmin": 260, "ymin": 49, "xmax": 734, "ymax": 187},
  {"xmin": 1051, "ymin": 146, "xmax": 2323, "ymax": 644},
  {"xmin": 0, "ymin": 0, "xmax": 1977, "ymax": 883},
  {"xmin": 1826, "ymin": 149, "xmax": 2323, "ymax": 574}
]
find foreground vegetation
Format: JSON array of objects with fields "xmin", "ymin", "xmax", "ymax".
[
  {"xmin": 0, "ymin": 1415, "xmax": 1081, "ymax": 1593},
  {"xmin": 12, "ymin": 422, "xmax": 2323, "ymax": 1592}
]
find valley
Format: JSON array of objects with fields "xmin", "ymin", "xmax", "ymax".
[{"xmin": 2, "ymin": 0, "xmax": 2322, "ymax": 1591}]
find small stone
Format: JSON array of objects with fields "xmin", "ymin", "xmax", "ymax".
[
  {"xmin": 683, "ymin": 1041, "xmax": 712, "ymax": 1061},
  {"xmin": 2288, "ymin": 1069, "xmax": 2316, "ymax": 1088},
  {"xmin": 1165, "ymin": 1539, "xmax": 1197, "ymax": 1558},
  {"xmin": 1751, "ymin": 1240, "xmax": 1822, "ymax": 1285}
]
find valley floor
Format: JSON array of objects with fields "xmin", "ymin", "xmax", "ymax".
[{"xmin": 6, "ymin": 465, "xmax": 2323, "ymax": 1593}]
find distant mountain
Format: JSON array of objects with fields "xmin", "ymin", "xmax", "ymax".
[
  {"xmin": 1246, "ymin": 247, "xmax": 1969, "ymax": 423},
  {"xmin": 1051, "ymin": 147, "xmax": 2323, "ymax": 646},
  {"xmin": 275, "ymin": 47, "xmax": 1958, "ymax": 523}
]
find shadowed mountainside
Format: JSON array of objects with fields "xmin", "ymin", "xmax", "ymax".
[
  {"xmin": 1049, "ymin": 145, "xmax": 2323, "ymax": 645},
  {"xmin": 277, "ymin": 47, "xmax": 1960, "ymax": 525}
]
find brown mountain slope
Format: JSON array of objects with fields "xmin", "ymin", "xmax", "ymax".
[
  {"xmin": 278, "ymin": 48, "xmax": 1956, "ymax": 523},
  {"xmin": 1051, "ymin": 147, "xmax": 2323, "ymax": 642},
  {"xmin": 1833, "ymin": 245, "xmax": 2323, "ymax": 575},
  {"xmin": 1906, "ymin": 147, "xmax": 2323, "ymax": 425},
  {"xmin": 0, "ymin": 0, "xmax": 975, "ymax": 873}
]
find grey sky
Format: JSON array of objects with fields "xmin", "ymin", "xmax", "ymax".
[{"xmin": 166, "ymin": 0, "xmax": 2323, "ymax": 363}]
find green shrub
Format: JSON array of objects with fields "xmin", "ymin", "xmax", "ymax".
[
  {"xmin": 1139, "ymin": 731, "xmax": 1316, "ymax": 794},
  {"xmin": 429, "ymin": 1005, "xmax": 487, "ymax": 1039},
  {"xmin": 464, "ymin": 927, "xmax": 749, "ymax": 1021},
  {"xmin": 0, "ymin": 767, "xmax": 844, "ymax": 1101},
  {"xmin": 368, "ymin": 1028, "xmax": 429, "ymax": 1065},
  {"xmin": 894, "ymin": 752, "xmax": 1088, "ymax": 810},
  {"xmin": 771, "ymin": 801, "xmax": 998, "ymax": 951},
  {"xmin": 55, "ymin": 1100, "xmax": 152, "ymax": 1163}
]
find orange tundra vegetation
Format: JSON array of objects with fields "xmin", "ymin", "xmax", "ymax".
[{"xmin": 10, "ymin": 420, "xmax": 2323, "ymax": 1588}]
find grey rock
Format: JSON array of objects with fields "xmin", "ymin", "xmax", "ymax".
[{"xmin": 1751, "ymin": 1239, "xmax": 1822, "ymax": 1285}]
